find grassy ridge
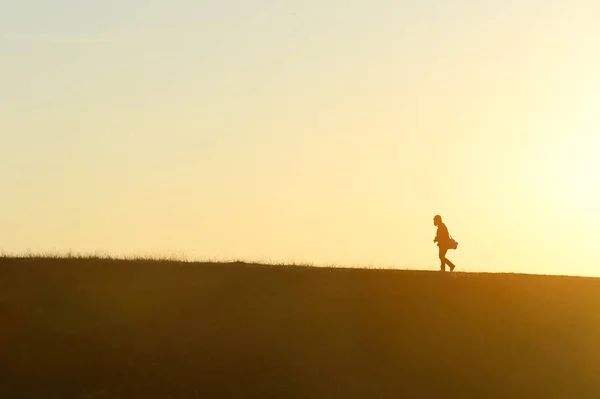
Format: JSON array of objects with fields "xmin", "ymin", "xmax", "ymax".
[{"xmin": 0, "ymin": 257, "xmax": 599, "ymax": 398}]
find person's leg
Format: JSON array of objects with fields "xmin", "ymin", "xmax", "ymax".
[
  {"xmin": 439, "ymin": 247, "xmax": 447, "ymax": 271},
  {"xmin": 445, "ymin": 257, "xmax": 456, "ymax": 272},
  {"xmin": 439, "ymin": 247, "xmax": 456, "ymax": 272}
]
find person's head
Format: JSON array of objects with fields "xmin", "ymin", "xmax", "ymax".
[{"xmin": 433, "ymin": 215, "xmax": 442, "ymax": 226}]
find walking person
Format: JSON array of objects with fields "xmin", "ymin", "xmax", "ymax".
[{"xmin": 433, "ymin": 215, "xmax": 457, "ymax": 272}]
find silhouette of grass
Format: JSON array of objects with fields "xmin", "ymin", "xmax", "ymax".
[{"xmin": 0, "ymin": 256, "xmax": 599, "ymax": 398}]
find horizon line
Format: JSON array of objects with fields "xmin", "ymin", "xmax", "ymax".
[{"xmin": 0, "ymin": 252, "xmax": 596, "ymax": 279}]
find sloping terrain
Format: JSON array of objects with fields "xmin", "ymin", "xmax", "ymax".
[{"xmin": 0, "ymin": 257, "xmax": 599, "ymax": 398}]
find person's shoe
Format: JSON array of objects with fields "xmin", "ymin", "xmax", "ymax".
[{"xmin": 449, "ymin": 264, "xmax": 456, "ymax": 272}]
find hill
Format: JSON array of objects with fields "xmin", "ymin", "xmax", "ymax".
[{"xmin": 0, "ymin": 257, "xmax": 599, "ymax": 398}]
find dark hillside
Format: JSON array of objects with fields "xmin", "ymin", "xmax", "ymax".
[{"xmin": 0, "ymin": 258, "xmax": 599, "ymax": 398}]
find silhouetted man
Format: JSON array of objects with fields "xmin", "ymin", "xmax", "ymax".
[{"xmin": 433, "ymin": 215, "xmax": 456, "ymax": 272}]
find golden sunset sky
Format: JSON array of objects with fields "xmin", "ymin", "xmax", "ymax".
[{"xmin": 1, "ymin": 0, "xmax": 599, "ymax": 275}]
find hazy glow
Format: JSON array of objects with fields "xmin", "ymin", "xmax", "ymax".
[{"xmin": 1, "ymin": 0, "xmax": 599, "ymax": 276}]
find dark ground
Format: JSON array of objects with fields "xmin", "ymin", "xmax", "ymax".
[{"xmin": 0, "ymin": 257, "xmax": 599, "ymax": 398}]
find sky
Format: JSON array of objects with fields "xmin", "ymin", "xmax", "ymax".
[{"xmin": 1, "ymin": 0, "xmax": 599, "ymax": 276}]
